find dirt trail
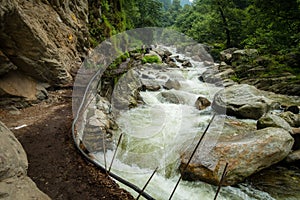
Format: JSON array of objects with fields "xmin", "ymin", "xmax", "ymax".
[{"xmin": 0, "ymin": 90, "xmax": 134, "ymax": 200}]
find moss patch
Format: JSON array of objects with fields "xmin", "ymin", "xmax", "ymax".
[{"xmin": 141, "ymin": 55, "xmax": 161, "ymax": 64}]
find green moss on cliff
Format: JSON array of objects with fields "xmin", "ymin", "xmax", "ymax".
[{"xmin": 88, "ymin": 0, "xmax": 127, "ymax": 47}]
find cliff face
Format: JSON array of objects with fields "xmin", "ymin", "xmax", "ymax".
[{"xmin": 0, "ymin": 0, "xmax": 89, "ymax": 106}]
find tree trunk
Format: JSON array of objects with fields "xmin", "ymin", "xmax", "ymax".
[{"xmin": 217, "ymin": 2, "xmax": 231, "ymax": 48}]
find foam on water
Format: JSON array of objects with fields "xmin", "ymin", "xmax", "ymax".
[{"xmin": 92, "ymin": 47, "xmax": 276, "ymax": 199}]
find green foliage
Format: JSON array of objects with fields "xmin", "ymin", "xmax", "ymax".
[
  {"xmin": 159, "ymin": 0, "xmax": 172, "ymax": 10},
  {"xmin": 88, "ymin": 0, "xmax": 300, "ymax": 83},
  {"xmin": 230, "ymin": 75, "xmax": 240, "ymax": 82},
  {"xmin": 108, "ymin": 52, "xmax": 130, "ymax": 70},
  {"xmin": 88, "ymin": 0, "xmax": 128, "ymax": 44},
  {"xmin": 142, "ymin": 55, "xmax": 162, "ymax": 64}
]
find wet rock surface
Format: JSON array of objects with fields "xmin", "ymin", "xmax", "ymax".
[
  {"xmin": 180, "ymin": 125, "xmax": 294, "ymax": 186},
  {"xmin": 257, "ymin": 113, "xmax": 292, "ymax": 133}
]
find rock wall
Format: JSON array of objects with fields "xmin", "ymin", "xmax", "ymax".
[
  {"xmin": 0, "ymin": 121, "xmax": 50, "ymax": 199},
  {"xmin": 0, "ymin": 0, "xmax": 89, "ymax": 106}
]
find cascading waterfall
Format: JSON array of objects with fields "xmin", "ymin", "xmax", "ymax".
[{"xmin": 90, "ymin": 46, "xmax": 276, "ymax": 200}]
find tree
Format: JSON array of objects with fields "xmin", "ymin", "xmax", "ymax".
[
  {"xmin": 243, "ymin": 0, "xmax": 300, "ymax": 52},
  {"xmin": 159, "ymin": 0, "xmax": 172, "ymax": 10},
  {"xmin": 131, "ymin": 0, "xmax": 164, "ymax": 27}
]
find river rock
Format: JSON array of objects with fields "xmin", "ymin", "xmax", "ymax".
[
  {"xmin": 182, "ymin": 60, "xmax": 192, "ymax": 68},
  {"xmin": 164, "ymin": 79, "xmax": 181, "ymax": 90},
  {"xmin": 257, "ymin": 113, "xmax": 292, "ymax": 133},
  {"xmin": 0, "ymin": 121, "xmax": 50, "ymax": 199},
  {"xmin": 111, "ymin": 69, "xmax": 142, "ymax": 115},
  {"xmin": 215, "ymin": 68, "xmax": 235, "ymax": 80},
  {"xmin": 140, "ymin": 78, "xmax": 161, "ymax": 91},
  {"xmin": 200, "ymin": 68, "xmax": 222, "ymax": 85},
  {"xmin": 158, "ymin": 90, "xmax": 201, "ymax": 106},
  {"xmin": 219, "ymin": 48, "xmax": 238, "ymax": 64},
  {"xmin": 231, "ymin": 49, "xmax": 259, "ymax": 65},
  {"xmin": 241, "ymin": 76, "xmax": 300, "ymax": 96},
  {"xmin": 212, "ymin": 84, "xmax": 273, "ymax": 119},
  {"xmin": 180, "ymin": 126, "xmax": 294, "ymax": 186},
  {"xmin": 279, "ymin": 111, "xmax": 300, "ymax": 127},
  {"xmin": 195, "ymin": 96, "xmax": 211, "ymax": 110}
]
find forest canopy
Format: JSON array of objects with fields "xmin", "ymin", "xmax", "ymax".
[
  {"xmin": 88, "ymin": 0, "xmax": 300, "ymax": 74},
  {"xmin": 89, "ymin": 0, "xmax": 299, "ymax": 53}
]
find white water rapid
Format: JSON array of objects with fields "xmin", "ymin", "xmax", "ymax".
[{"xmin": 92, "ymin": 46, "xmax": 276, "ymax": 200}]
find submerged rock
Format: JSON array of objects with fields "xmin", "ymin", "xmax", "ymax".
[
  {"xmin": 247, "ymin": 165, "xmax": 300, "ymax": 200},
  {"xmin": 180, "ymin": 125, "xmax": 294, "ymax": 186},
  {"xmin": 164, "ymin": 79, "xmax": 181, "ymax": 90},
  {"xmin": 212, "ymin": 84, "xmax": 273, "ymax": 119}
]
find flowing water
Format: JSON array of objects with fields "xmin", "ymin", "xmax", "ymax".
[{"xmin": 90, "ymin": 46, "xmax": 298, "ymax": 200}]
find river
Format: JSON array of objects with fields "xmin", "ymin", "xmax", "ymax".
[{"xmin": 89, "ymin": 45, "xmax": 294, "ymax": 200}]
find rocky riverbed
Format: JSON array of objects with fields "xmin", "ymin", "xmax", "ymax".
[{"xmin": 73, "ymin": 40, "xmax": 300, "ymax": 199}]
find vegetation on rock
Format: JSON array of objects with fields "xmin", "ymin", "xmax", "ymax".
[{"xmin": 142, "ymin": 55, "xmax": 162, "ymax": 64}]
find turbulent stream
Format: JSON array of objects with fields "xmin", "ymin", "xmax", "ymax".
[{"xmin": 89, "ymin": 46, "xmax": 286, "ymax": 200}]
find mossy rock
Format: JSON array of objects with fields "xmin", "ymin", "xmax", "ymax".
[{"xmin": 142, "ymin": 55, "xmax": 161, "ymax": 64}]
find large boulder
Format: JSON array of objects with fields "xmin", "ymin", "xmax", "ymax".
[
  {"xmin": 231, "ymin": 49, "xmax": 259, "ymax": 65},
  {"xmin": 212, "ymin": 84, "xmax": 273, "ymax": 119},
  {"xmin": 180, "ymin": 124, "xmax": 294, "ymax": 186},
  {"xmin": 0, "ymin": 0, "xmax": 89, "ymax": 105},
  {"xmin": 219, "ymin": 48, "xmax": 238, "ymax": 64},
  {"xmin": 0, "ymin": 122, "xmax": 27, "ymax": 180},
  {"xmin": 0, "ymin": 71, "xmax": 48, "ymax": 101},
  {"xmin": 0, "ymin": 121, "xmax": 50, "ymax": 199}
]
